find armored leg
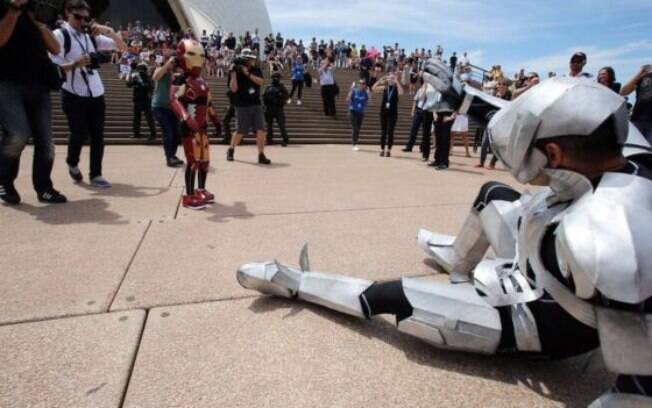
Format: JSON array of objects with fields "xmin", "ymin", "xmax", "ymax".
[
  {"xmin": 236, "ymin": 247, "xmax": 507, "ymax": 355},
  {"xmin": 418, "ymin": 182, "xmax": 524, "ymax": 283}
]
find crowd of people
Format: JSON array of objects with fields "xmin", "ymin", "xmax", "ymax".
[
  {"xmin": 2, "ymin": 1, "xmax": 652, "ymax": 404},
  {"xmin": 1, "ymin": 0, "xmax": 651, "ymax": 205}
]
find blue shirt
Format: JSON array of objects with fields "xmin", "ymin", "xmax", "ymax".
[
  {"xmin": 349, "ymin": 88, "xmax": 369, "ymax": 113},
  {"xmin": 292, "ymin": 63, "xmax": 305, "ymax": 81}
]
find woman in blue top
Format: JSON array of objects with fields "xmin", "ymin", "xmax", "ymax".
[
  {"xmin": 289, "ymin": 56, "xmax": 305, "ymax": 105},
  {"xmin": 346, "ymin": 79, "xmax": 370, "ymax": 150}
]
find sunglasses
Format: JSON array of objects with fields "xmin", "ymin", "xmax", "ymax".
[{"xmin": 73, "ymin": 14, "xmax": 91, "ymax": 22}]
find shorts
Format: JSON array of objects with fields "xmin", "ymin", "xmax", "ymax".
[{"xmin": 235, "ymin": 105, "xmax": 265, "ymax": 134}]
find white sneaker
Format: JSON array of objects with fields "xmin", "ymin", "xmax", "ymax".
[
  {"xmin": 287, "ymin": 99, "xmax": 292, "ymax": 105},
  {"xmin": 90, "ymin": 176, "xmax": 111, "ymax": 188},
  {"xmin": 352, "ymin": 145, "xmax": 360, "ymax": 151},
  {"xmin": 297, "ymin": 100, "xmax": 302, "ymax": 105}
]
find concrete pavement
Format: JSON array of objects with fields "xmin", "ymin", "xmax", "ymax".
[{"xmin": 0, "ymin": 145, "xmax": 610, "ymax": 407}]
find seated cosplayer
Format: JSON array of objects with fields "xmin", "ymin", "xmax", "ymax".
[{"xmin": 236, "ymin": 60, "xmax": 652, "ymax": 407}]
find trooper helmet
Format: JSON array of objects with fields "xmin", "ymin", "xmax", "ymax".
[{"xmin": 488, "ymin": 77, "xmax": 629, "ymax": 184}]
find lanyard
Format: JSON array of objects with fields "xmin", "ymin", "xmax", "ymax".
[
  {"xmin": 385, "ymin": 86, "xmax": 394, "ymax": 105},
  {"xmin": 71, "ymin": 28, "xmax": 91, "ymax": 54}
]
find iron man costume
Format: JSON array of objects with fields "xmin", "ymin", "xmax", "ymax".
[{"xmin": 169, "ymin": 39, "xmax": 221, "ymax": 210}]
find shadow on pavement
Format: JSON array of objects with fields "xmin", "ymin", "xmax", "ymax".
[
  {"xmin": 76, "ymin": 183, "xmax": 170, "ymax": 198},
  {"xmin": 204, "ymin": 200, "xmax": 255, "ymax": 223},
  {"xmin": 247, "ymin": 296, "xmax": 612, "ymax": 407},
  {"xmin": 5, "ymin": 198, "xmax": 128, "ymax": 225}
]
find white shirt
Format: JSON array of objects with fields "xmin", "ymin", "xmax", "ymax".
[
  {"xmin": 50, "ymin": 22, "xmax": 117, "ymax": 97},
  {"xmin": 319, "ymin": 66, "xmax": 335, "ymax": 85}
]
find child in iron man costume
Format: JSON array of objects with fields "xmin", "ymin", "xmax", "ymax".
[{"xmin": 169, "ymin": 39, "xmax": 221, "ymax": 210}]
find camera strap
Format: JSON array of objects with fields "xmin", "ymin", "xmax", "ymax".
[{"xmin": 61, "ymin": 27, "xmax": 96, "ymax": 97}]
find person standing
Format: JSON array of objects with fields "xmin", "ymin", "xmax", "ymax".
[
  {"xmin": 227, "ymin": 48, "xmax": 271, "ymax": 164},
  {"xmin": 50, "ymin": 0, "xmax": 125, "ymax": 188},
  {"xmin": 127, "ymin": 62, "xmax": 156, "ymax": 140},
  {"xmin": 0, "ymin": 0, "xmax": 67, "ymax": 204},
  {"xmin": 346, "ymin": 79, "xmax": 369, "ymax": 151},
  {"xmin": 372, "ymin": 73, "xmax": 403, "ymax": 157},
  {"xmin": 152, "ymin": 53, "xmax": 183, "ymax": 167},
  {"xmin": 429, "ymin": 95, "xmax": 455, "ymax": 170},
  {"xmin": 319, "ymin": 56, "xmax": 337, "ymax": 117},
  {"xmin": 289, "ymin": 56, "xmax": 304, "ymax": 105},
  {"xmin": 449, "ymin": 112, "xmax": 470, "ymax": 158},
  {"xmin": 449, "ymin": 52, "xmax": 457, "ymax": 72},
  {"xmin": 263, "ymin": 72, "xmax": 290, "ymax": 146},
  {"xmin": 621, "ymin": 64, "xmax": 652, "ymax": 143}
]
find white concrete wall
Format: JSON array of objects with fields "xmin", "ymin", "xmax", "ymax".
[{"xmin": 176, "ymin": 0, "xmax": 273, "ymax": 37}]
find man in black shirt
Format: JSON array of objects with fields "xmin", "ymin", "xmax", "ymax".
[
  {"xmin": 127, "ymin": 62, "xmax": 156, "ymax": 140},
  {"xmin": 227, "ymin": 48, "xmax": 271, "ymax": 164},
  {"xmin": 622, "ymin": 64, "xmax": 652, "ymax": 143},
  {"xmin": 263, "ymin": 72, "xmax": 290, "ymax": 146},
  {"xmin": 0, "ymin": 0, "xmax": 67, "ymax": 204}
]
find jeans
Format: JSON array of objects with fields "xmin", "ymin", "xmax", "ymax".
[
  {"xmin": 479, "ymin": 130, "xmax": 498, "ymax": 167},
  {"xmin": 290, "ymin": 80, "xmax": 303, "ymax": 100},
  {"xmin": 153, "ymin": 107, "xmax": 180, "ymax": 160},
  {"xmin": 265, "ymin": 107, "xmax": 288, "ymax": 143},
  {"xmin": 133, "ymin": 99, "xmax": 156, "ymax": 139},
  {"xmin": 380, "ymin": 110, "xmax": 397, "ymax": 150},
  {"xmin": 433, "ymin": 112, "xmax": 454, "ymax": 166},
  {"xmin": 420, "ymin": 111, "xmax": 434, "ymax": 160},
  {"xmin": 321, "ymin": 85, "xmax": 337, "ymax": 116},
  {"xmin": 62, "ymin": 91, "xmax": 106, "ymax": 179},
  {"xmin": 350, "ymin": 110, "xmax": 364, "ymax": 145},
  {"xmin": 0, "ymin": 81, "xmax": 54, "ymax": 192},
  {"xmin": 405, "ymin": 108, "xmax": 424, "ymax": 150}
]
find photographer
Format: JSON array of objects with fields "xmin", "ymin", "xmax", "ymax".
[
  {"xmin": 319, "ymin": 56, "xmax": 337, "ymax": 117},
  {"xmin": 263, "ymin": 72, "xmax": 289, "ymax": 147},
  {"xmin": 0, "ymin": 0, "xmax": 66, "ymax": 204},
  {"xmin": 127, "ymin": 61, "xmax": 156, "ymax": 140},
  {"xmin": 50, "ymin": 0, "xmax": 125, "ymax": 188},
  {"xmin": 227, "ymin": 48, "xmax": 271, "ymax": 164}
]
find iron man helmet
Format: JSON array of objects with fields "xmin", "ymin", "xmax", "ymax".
[{"xmin": 176, "ymin": 39, "xmax": 205, "ymax": 76}]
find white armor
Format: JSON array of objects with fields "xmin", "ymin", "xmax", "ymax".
[{"xmin": 237, "ymin": 245, "xmax": 542, "ymax": 355}]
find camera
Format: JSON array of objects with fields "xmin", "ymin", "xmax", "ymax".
[
  {"xmin": 4, "ymin": 0, "xmax": 62, "ymax": 26},
  {"xmin": 230, "ymin": 56, "xmax": 247, "ymax": 73}
]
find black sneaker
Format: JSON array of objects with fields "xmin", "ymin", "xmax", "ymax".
[
  {"xmin": 401, "ymin": 147, "xmax": 412, "ymax": 152},
  {"xmin": 258, "ymin": 153, "xmax": 271, "ymax": 165},
  {"xmin": 167, "ymin": 157, "xmax": 184, "ymax": 167},
  {"xmin": 68, "ymin": 165, "xmax": 83, "ymax": 183},
  {"xmin": 38, "ymin": 188, "xmax": 67, "ymax": 204},
  {"xmin": 282, "ymin": 140, "xmax": 288, "ymax": 147},
  {"xmin": 435, "ymin": 164, "xmax": 448, "ymax": 170},
  {"xmin": 0, "ymin": 184, "xmax": 21, "ymax": 205},
  {"xmin": 227, "ymin": 148, "xmax": 234, "ymax": 162}
]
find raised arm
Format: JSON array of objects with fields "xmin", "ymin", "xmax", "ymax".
[
  {"xmin": 153, "ymin": 57, "xmax": 175, "ymax": 81},
  {"xmin": 621, "ymin": 65, "xmax": 649, "ymax": 96},
  {"xmin": 0, "ymin": 1, "xmax": 23, "ymax": 48}
]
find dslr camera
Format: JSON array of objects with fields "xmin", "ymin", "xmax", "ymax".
[
  {"xmin": 4, "ymin": 0, "xmax": 61, "ymax": 26},
  {"xmin": 230, "ymin": 56, "xmax": 248, "ymax": 73}
]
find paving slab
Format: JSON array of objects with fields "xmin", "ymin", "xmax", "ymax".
[
  {"xmin": 10, "ymin": 146, "xmax": 182, "ymax": 223},
  {"xmin": 122, "ymin": 298, "xmax": 612, "ymax": 408},
  {"xmin": 0, "ymin": 310, "xmax": 145, "ymax": 408},
  {"xmin": 110, "ymin": 205, "xmax": 469, "ymax": 311},
  {"xmin": 0, "ymin": 221, "xmax": 147, "ymax": 325},
  {"xmin": 175, "ymin": 145, "xmax": 517, "ymax": 218}
]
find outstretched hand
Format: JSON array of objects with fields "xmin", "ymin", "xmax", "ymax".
[{"xmin": 422, "ymin": 58, "xmax": 453, "ymax": 94}]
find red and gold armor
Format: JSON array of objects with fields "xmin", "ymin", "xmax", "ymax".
[{"xmin": 169, "ymin": 39, "xmax": 221, "ymax": 209}]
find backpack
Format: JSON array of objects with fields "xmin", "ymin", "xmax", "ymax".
[
  {"xmin": 263, "ymin": 86, "xmax": 281, "ymax": 107},
  {"xmin": 60, "ymin": 27, "xmax": 99, "ymax": 58}
]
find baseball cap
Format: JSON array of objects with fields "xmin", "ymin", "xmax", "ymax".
[{"xmin": 570, "ymin": 52, "xmax": 587, "ymax": 63}]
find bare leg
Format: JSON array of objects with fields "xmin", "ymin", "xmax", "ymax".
[
  {"xmin": 230, "ymin": 132, "xmax": 243, "ymax": 150},
  {"xmin": 256, "ymin": 130, "xmax": 266, "ymax": 154}
]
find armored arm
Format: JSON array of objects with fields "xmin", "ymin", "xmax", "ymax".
[
  {"xmin": 207, "ymin": 90, "xmax": 221, "ymax": 137},
  {"xmin": 169, "ymin": 75, "xmax": 199, "ymax": 132},
  {"xmin": 423, "ymin": 59, "xmax": 509, "ymax": 126}
]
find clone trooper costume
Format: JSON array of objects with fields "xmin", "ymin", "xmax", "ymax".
[
  {"xmin": 236, "ymin": 60, "xmax": 652, "ymax": 406},
  {"xmin": 170, "ymin": 39, "xmax": 221, "ymax": 210}
]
